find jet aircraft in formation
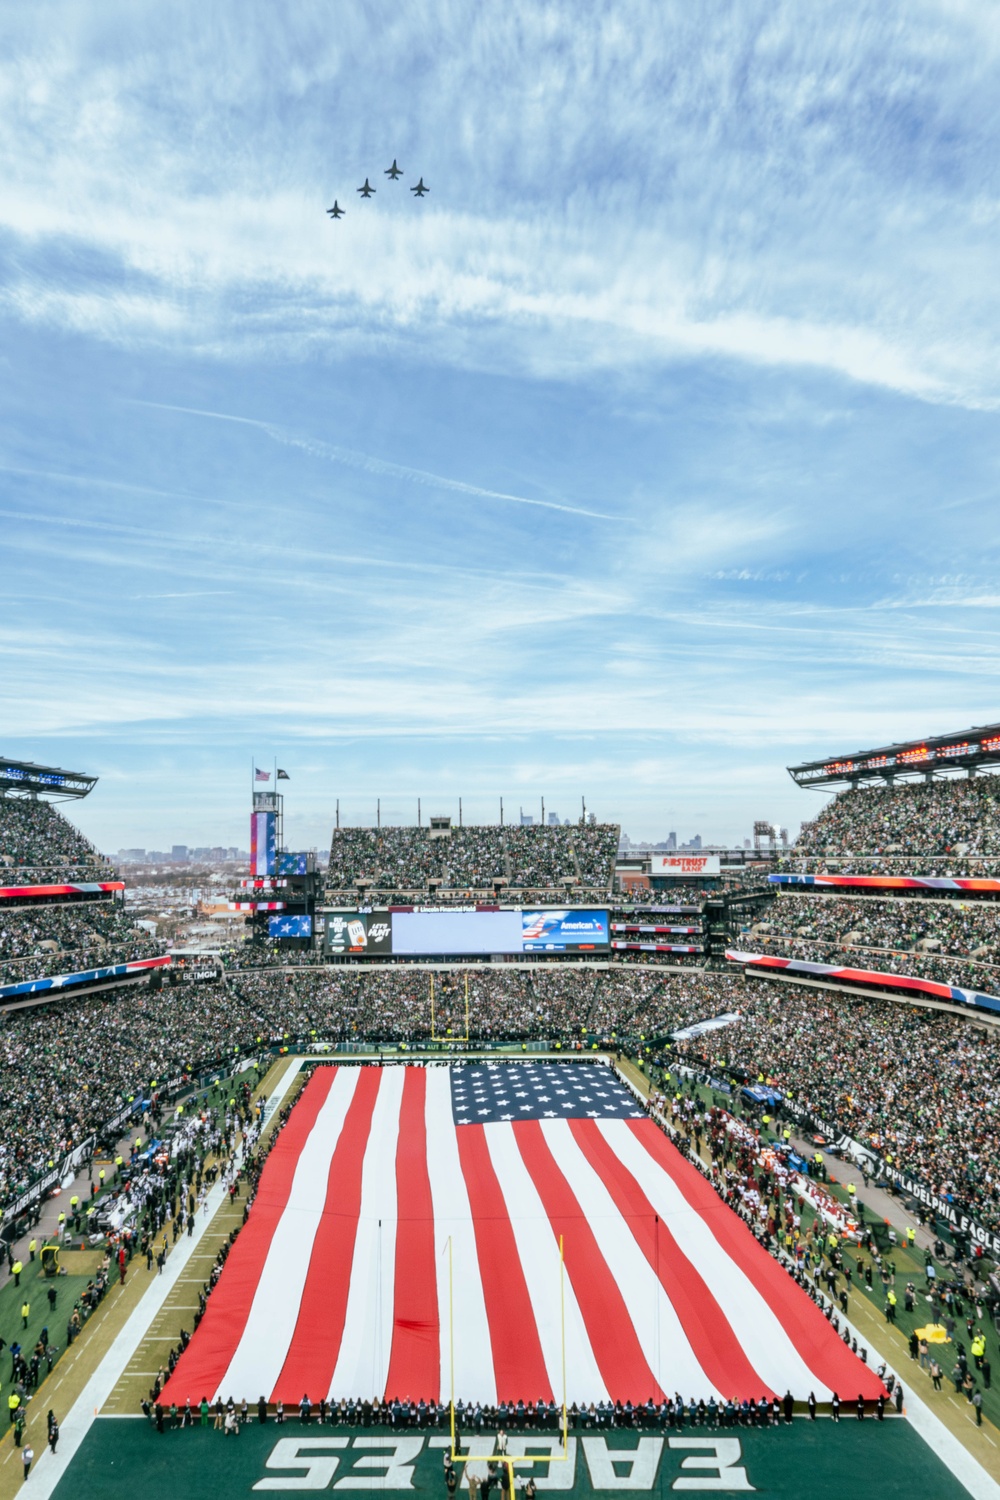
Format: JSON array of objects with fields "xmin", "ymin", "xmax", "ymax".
[{"xmin": 326, "ymin": 163, "xmax": 428, "ymax": 219}]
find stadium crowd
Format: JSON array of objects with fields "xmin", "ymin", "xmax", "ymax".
[
  {"xmin": 676, "ymin": 979, "xmax": 1000, "ymax": 1235},
  {"xmin": 4, "ymin": 961, "xmax": 1000, "ymax": 1239},
  {"xmin": 795, "ymin": 777, "xmax": 1000, "ymax": 859},
  {"xmin": 0, "ymin": 798, "xmax": 109, "ymax": 874},
  {"xmin": 0, "ymin": 901, "xmax": 159, "ymax": 976},
  {"xmin": 760, "ymin": 896, "xmax": 1000, "ymax": 960},
  {"xmin": 325, "ymin": 822, "xmax": 619, "ymax": 897},
  {"xmin": 742, "ymin": 894, "xmax": 1000, "ymax": 994}
]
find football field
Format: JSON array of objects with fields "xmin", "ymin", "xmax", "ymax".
[
  {"xmin": 11, "ymin": 1056, "xmax": 1000, "ymax": 1500},
  {"xmin": 47, "ymin": 1414, "xmax": 987, "ymax": 1500}
]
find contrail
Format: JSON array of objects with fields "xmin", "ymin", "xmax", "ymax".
[{"xmin": 133, "ymin": 400, "xmax": 622, "ymax": 522}]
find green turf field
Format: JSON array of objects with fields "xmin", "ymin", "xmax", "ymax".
[
  {"xmin": 52, "ymin": 1418, "xmax": 977, "ymax": 1499},
  {"xmin": 0, "ymin": 1253, "xmax": 100, "ymax": 1385}
]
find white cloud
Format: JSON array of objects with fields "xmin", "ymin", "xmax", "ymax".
[{"xmin": 1, "ymin": 2, "xmax": 999, "ymax": 404}]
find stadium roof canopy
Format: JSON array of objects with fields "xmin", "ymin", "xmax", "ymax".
[
  {"xmin": 788, "ymin": 722, "xmax": 1000, "ymax": 791},
  {"xmin": 0, "ymin": 757, "xmax": 97, "ymax": 801}
]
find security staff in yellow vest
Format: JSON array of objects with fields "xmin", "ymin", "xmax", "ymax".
[
  {"xmin": 886, "ymin": 1289, "xmax": 898, "ymax": 1322},
  {"xmin": 8, "ymin": 1391, "xmax": 21, "ymax": 1423},
  {"xmin": 906, "ymin": 1226, "xmax": 916, "ymax": 1248},
  {"xmin": 27, "ymin": 1239, "xmax": 36, "ymax": 1262},
  {"xmin": 11, "ymin": 1259, "xmax": 22, "ymax": 1287},
  {"xmin": 972, "ymin": 1333, "xmax": 987, "ymax": 1368}
]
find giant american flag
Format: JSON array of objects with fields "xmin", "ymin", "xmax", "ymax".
[{"xmin": 162, "ymin": 1063, "xmax": 883, "ymax": 1406}]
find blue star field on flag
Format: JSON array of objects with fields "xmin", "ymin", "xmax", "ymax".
[{"xmin": 450, "ymin": 1062, "xmax": 646, "ymax": 1125}]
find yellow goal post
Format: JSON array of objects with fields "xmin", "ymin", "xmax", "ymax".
[{"xmin": 445, "ymin": 1233, "xmax": 569, "ymax": 1491}]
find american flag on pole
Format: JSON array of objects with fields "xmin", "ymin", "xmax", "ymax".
[{"xmin": 162, "ymin": 1064, "xmax": 884, "ymax": 1407}]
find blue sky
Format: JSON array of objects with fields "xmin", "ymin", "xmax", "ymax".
[{"xmin": 2, "ymin": 1, "xmax": 1000, "ymax": 854}]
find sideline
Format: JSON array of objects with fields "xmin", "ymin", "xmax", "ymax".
[
  {"xmin": 24, "ymin": 1057, "xmax": 303, "ymax": 1500},
  {"xmin": 616, "ymin": 1058, "xmax": 1000, "ymax": 1500},
  {"xmin": 815, "ymin": 1306, "xmax": 1000, "ymax": 1500}
]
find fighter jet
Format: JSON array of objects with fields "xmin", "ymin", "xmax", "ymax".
[
  {"xmin": 384, "ymin": 160, "xmax": 403, "ymax": 179},
  {"xmin": 357, "ymin": 179, "xmax": 375, "ymax": 198},
  {"xmin": 326, "ymin": 201, "xmax": 345, "ymax": 219},
  {"xmin": 410, "ymin": 178, "xmax": 429, "ymax": 197}
]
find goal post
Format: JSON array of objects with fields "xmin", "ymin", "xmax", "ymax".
[{"xmin": 446, "ymin": 1234, "xmax": 569, "ymax": 1485}]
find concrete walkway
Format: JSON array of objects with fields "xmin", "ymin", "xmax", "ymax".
[{"xmin": 787, "ymin": 1131, "xmax": 934, "ymax": 1252}]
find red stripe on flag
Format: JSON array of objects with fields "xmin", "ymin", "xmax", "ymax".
[
  {"xmin": 627, "ymin": 1120, "xmax": 887, "ymax": 1400},
  {"xmin": 514, "ymin": 1121, "xmax": 661, "ymax": 1403},
  {"xmin": 385, "ymin": 1068, "xmax": 439, "ymax": 1400},
  {"xmin": 271, "ymin": 1068, "xmax": 383, "ymax": 1401},
  {"xmin": 455, "ymin": 1124, "xmax": 553, "ymax": 1403},
  {"xmin": 161, "ymin": 1068, "xmax": 335, "ymax": 1407},
  {"xmin": 569, "ymin": 1119, "xmax": 772, "ymax": 1400}
]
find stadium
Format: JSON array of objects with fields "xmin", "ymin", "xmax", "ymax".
[{"xmin": 2, "ymin": 733, "xmax": 1000, "ymax": 1500}]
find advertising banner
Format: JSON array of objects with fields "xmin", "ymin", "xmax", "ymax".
[
  {"xmin": 610, "ymin": 941, "xmax": 701, "ymax": 953},
  {"xmin": 323, "ymin": 911, "xmax": 392, "ymax": 954},
  {"xmin": 324, "ymin": 912, "xmax": 368, "ymax": 955},
  {"xmin": 522, "ymin": 909, "xmax": 609, "ymax": 951},
  {"xmin": 651, "ymin": 855, "xmax": 720, "ymax": 878},
  {"xmin": 611, "ymin": 923, "xmax": 701, "ymax": 935},
  {"xmin": 365, "ymin": 910, "xmax": 393, "ymax": 955},
  {"xmin": 882, "ymin": 1166, "xmax": 1000, "ymax": 1257}
]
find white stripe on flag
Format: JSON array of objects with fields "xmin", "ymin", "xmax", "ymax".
[
  {"xmin": 602, "ymin": 1120, "xmax": 831, "ymax": 1399},
  {"xmin": 425, "ymin": 1070, "xmax": 496, "ymax": 1405},
  {"xmin": 484, "ymin": 1122, "xmax": 607, "ymax": 1406},
  {"xmin": 329, "ymin": 1067, "xmax": 405, "ymax": 1400},
  {"xmin": 540, "ymin": 1119, "xmax": 720, "ymax": 1400},
  {"xmin": 217, "ymin": 1068, "xmax": 360, "ymax": 1399}
]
